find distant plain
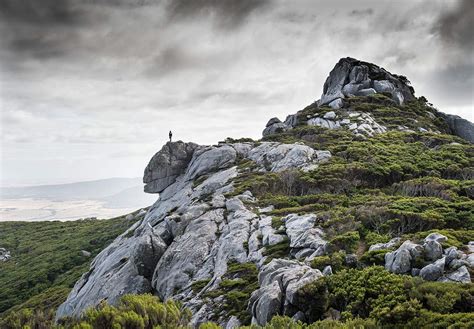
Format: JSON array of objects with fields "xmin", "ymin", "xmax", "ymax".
[{"xmin": 0, "ymin": 178, "xmax": 156, "ymax": 221}]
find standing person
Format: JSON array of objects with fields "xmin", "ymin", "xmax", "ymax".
[{"xmin": 169, "ymin": 130, "xmax": 173, "ymax": 142}]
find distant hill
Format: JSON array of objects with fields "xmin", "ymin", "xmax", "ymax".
[
  {"xmin": 0, "ymin": 178, "xmax": 156, "ymax": 221},
  {"xmin": 1, "ymin": 178, "xmax": 144, "ymax": 201}
]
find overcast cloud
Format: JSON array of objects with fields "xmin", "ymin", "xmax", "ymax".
[{"xmin": 0, "ymin": 0, "xmax": 473, "ymax": 186}]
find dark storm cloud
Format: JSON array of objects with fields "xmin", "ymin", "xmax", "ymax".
[
  {"xmin": 0, "ymin": 0, "xmax": 87, "ymax": 65},
  {"xmin": 433, "ymin": 0, "xmax": 474, "ymax": 50},
  {"xmin": 0, "ymin": 0, "xmax": 83, "ymax": 25},
  {"xmin": 428, "ymin": 61, "xmax": 474, "ymax": 106},
  {"xmin": 349, "ymin": 8, "xmax": 373, "ymax": 17},
  {"xmin": 427, "ymin": 0, "xmax": 474, "ymax": 105},
  {"xmin": 165, "ymin": 0, "xmax": 270, "ymax": 28},
  {"xmin": 0, "ymin": 0, "xmax": 271, "ymax": 73}
]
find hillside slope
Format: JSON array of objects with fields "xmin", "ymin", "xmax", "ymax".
[
  {"xmin": 0, "ymin": 211, "xmax": 144, "ymax": 317},
  {"xmin": 17, "ymin": 58, "xmax": 474, "ymax": 328}
]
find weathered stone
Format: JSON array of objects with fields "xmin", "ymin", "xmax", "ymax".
[
  {"xmin": 263, "ymin": 122, "xmax": 289, "ymax": 137},
  {"xmin": 322, "ymin": 265, "xmax": 333, "ymax": 276},
  {"xmin": 284, "ymin": 214, "xmax": 326, "ymax": 250},
  {"xmin": 284, "ymin": 114, "xmax": 298, "ymax": 127},
  {"xmin": 56, "ymin": 224, "xmax": 166, "ymax": 319},
  {"xmin": 259, "ymin": 216, "xmax": 285, "ymax": 246},
  {"xmin": 411, "ymin": 268, "xmax": 421, "ymax": 276},
  {"xmin": 420, "ymin": 257, "xmax": 446, "ymax": 281},
  {"xmin": 444, "ymin": 246, "xmax": 460, "ymax": 265},
  {"xmin": 345, "ymin": 254, "xmax": 358, "ymax": 267},
  {"xmin": 80, "ymin": 250, "xmax": 91, "ymax": 257},
  {"xmin": 424, "ymin": 240, "xmax": 443, "ymax": 261},
  {"xmin": 369, "ymin": 237, "xmax": 400, "ymax": 251},
  {"xmin": 441, "ymin": 266, "xmax": 471, "ymax": 283},
  {"xmin": 424, "ymin": 232, "xmax": 448, "ymax": 244},
  {"xmin": 185, "ymin": 146, "xmax": 237, "ymax": 181},
  {"xmin": 143, "ymin": 141, "xmax": 198, "ymax": 193},
  {"xmin": 356, "ymin": 88, "xmax": 377, "ymax": 96},
  {"xmin": 320, "ymin": 58, "xmax": 353, "ymax": 105},
  {"xmin": 0, "ymin": 248, "xmax": 11, "ymax": 262},
  {"xmin": 449, "ymin": 259, "xmax": 470, "ymax": 270},
  {"xmin": 468, "ymin": 254, "xmax": 474, "ymax": 268},
  {"xmin": 248, "ymin": 142, "xmax": 330, "ymax": 173},
  {"xmin": 342, "ymin": 83, "xmax": 361, "ymax": 96},
  {"xmin": 152, "ymin": 209, "xmax": 221, "ymax": 299},
  {"xmin": 468, "ymin": 241, "xmax": 474, "ymax": 253},
  {"xmin": 266, "ymin": 117, "xmax": 282, "ymax": 127},
  {"xmin": 323, "ymin": 111, "xmax": 337, "ymax": 120},
  {"xmin": 259, "ymin": 205, "xmax": 275, "ymax": 214},
  {"xmin": 319, "ymin": 57, "xmax": 415, "ymax": 106},
  {"xmin": 249, "ymin": 281, "xmax": 282, "ymax": 325},
  {"xmin": 249, "ymin": 259, "xmax": 322, "ymax": 325},
  {"xmin": 328, "ymin": 98, "xmax": 343, "ymax": 109},
  {"xmin": 385, "ymin": 240, "xmax": 423, "ymax": 274},
  {"xmin": 225, "ymin": 316, "xmax": 241, "ymax": 329},
  {"xmin": 436, "ymin": 112, "xmax": 474, "ymax": 143},
  {"xmin": 373, "ymin": 80, "xmax": 394, "ymax": 93}
]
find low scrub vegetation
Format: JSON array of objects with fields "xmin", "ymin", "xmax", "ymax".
[{"xmin": 0, "ymin": 215, "xmax": 139, "ymax": 316}]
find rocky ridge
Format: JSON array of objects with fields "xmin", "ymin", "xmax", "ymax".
[
  {"xmin": 57, "ymin": 58, "xmax": 474, "ymax": 327},
  {"xmin": 56, "ymin": 140, "xmax": 333, "ymax": 326},
  {"xmin": 263, "ymin": 57, "xmax": 474, "ymax": 143}
]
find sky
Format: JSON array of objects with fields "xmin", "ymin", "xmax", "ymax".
[{"xmin": 0, "ymin": 0, "xmax": 473, "ymax": 186}]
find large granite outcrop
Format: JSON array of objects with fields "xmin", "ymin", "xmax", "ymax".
[
  {"xmin": 143, "ymin": 141, "xmax": 198, "ymax": 193},
  {"xmin": 57, "ymin": 139, "xmax": 332, "ymax": 325},
  {"xmin": 436, "ymin": 112, "xmax": 474, "ymax": 143},
  {"xmin": 319, "ymin": 57, "xmax": 415, "ymax": 107}
]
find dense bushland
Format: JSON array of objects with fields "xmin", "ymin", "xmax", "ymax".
[{"xmin": 0, "ymin": 214, "xmax": 139, "ymax": 316}]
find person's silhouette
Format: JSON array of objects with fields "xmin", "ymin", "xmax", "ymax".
[{"xmin": 169, "ymin": 130, "xmax": 173, "ymax": 142}]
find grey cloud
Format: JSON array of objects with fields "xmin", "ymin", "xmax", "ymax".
[
  {"xmin": 1, "ymin": 0, "xmax": 473, "ymax": 186},
  {"xmin": 433, "ymin": 0, "xmax": 474, "ymax": 50},
  {"xmin": 0, "ymin": 0, "xmax": 84, "ymax": 25},
  {"xmin": 349, "ymin": 8, "xmax": 373, "ymax": 17},
  {"xmin": 427, "ymin": 62, "xmax": 474, "ymax": 106},
  {"xmin": 165, "ymin": 0, "xmax": 270, "ymax": 28}
]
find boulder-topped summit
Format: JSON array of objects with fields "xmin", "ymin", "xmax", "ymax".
[
  {"xmin": 263, "ymin": 57, "xmax": 474, "ymax": 143},
  {"xmin": 144, "ymin": 141, "xmax": 198, "ymax": 193},
  {"xmin": 319, "ymin": 57, "xmax": 415, "ymax": 108}
]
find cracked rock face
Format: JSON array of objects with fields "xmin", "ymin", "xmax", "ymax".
[
  {"xmin": 319, "ymin": 57, "xmax": 415, "ymax": 106},
  {"xmin": 248, "ymin": 142, "xmax": 331, "ymax": 172},
  {"xmin": 143, "ymin": 141, "xmax": 198, "ymax": 193},
  {"xmin": 436, "ymin": 112, "xmax": 474, "ymax": 143},
  {"xmin": 57, "ymin": 140, "xmax": 331, "ymax": 325},
  {"xmin": 248, "ymin": 259, "xmax": 322, "ymax": 325}
]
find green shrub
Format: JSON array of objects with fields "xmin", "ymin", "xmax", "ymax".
[
  {"xmin": 359, "ymin": 249, "xmax": 389, "ymax": 266},
  {"xmin": 263, "ymin": 239, "xmax": 291, "ymax": 262},
  {"xmin": 328, "ymin": 231, "xmax": 360, "ymax": 253},
  {"xmin": 203, "ymin": 262, "xmax": 259, "ymax": 324},
  {"xmin": 311, "ymin": 251, "xmax": 345, "ymax": 272},
  {"xmin": 363, "ymin": 231, "xmax": 391, "ymax": 246}
]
